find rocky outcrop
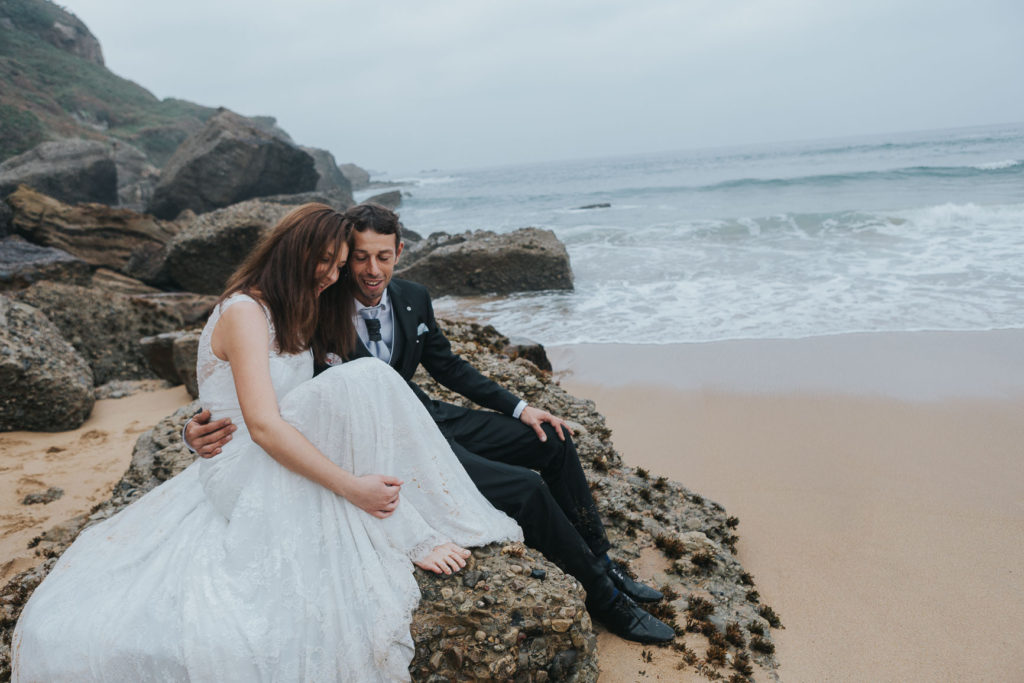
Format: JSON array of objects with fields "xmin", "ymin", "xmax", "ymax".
[
  {"xmin": 8, "ymin": 186, "xmax": 179, "ymax": 285},
  {"xmin": 173, "ymin": 331, "xmax": 201, "ymax": 398},
  {"xmin": 163, "ymin": 199, "xmax": 294, "ymax": 294},
  {"xmin": 12, "ymin": 282, "xmax": 199, "ymax": 385},
  {"xmin": 0, "ymin": 236, "xmax": 91, "ymax": 291},
  {"xmin": 148, "ymin": 109, "xmax": 319, "ymax": 219},
  {"xmin": 301, "ymin": 147, "xmax": 353, "ymax": 196},
  {"xmin": 363, "ymin": 189, "xmax": 402, "ymax": 209},
  {"xmin": 0, "ymin": 296, "xmax": 94, "ymax": 431},
  {"xmin": 140, "ymin": 327, "xmax": 206, "ymax": 390},
  {"xmin": 397, "ymin": 228, "xmax": 574, "ymax": 297},
  {"xmin": 111, "ymin": 141, "xmax": 160, "ymax": 211},
  {"xmin": 338, "ymin": 162, "xmax": 371, "ymax": 191},
  {"xmin": 0, "ymin": 320, "xmax": 781, "ymax": 680},
  {"xmin": 0, "ymin": 199, "xmax": 11, "ymax": 238},
  {"xmin": 0, "ymin": 140, "xmax": 117, "ymax": 206}
]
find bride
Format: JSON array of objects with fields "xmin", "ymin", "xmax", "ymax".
[{"xmin": 13, "ymin": 204, "xmax": 523, "ymax": 681}]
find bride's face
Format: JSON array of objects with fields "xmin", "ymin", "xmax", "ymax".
[{"xmin": 315, "ymin": 242, "xmax": 349, "ymax": 296}]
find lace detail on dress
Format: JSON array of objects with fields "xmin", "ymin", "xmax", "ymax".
[{"xmin": 196, "ymin": 292, "xmax": 274, "ymax": 394}]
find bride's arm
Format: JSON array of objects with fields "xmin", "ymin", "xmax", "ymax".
[{"xmin": 213, "ymin": 301, "xmax": 402, "ymax": 518}]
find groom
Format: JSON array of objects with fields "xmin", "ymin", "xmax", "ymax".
[{"xmin": 185, "ymin": 204, "xmax": 674, "ymax": 644}]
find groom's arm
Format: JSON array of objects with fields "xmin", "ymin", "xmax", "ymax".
[
  {"xmin": 416, "ymin": 291, "xmax": 523, "ymax": 417},
  {"xmin": 182, "ymin": 409, "xmax": 236, "ymax": 458}
]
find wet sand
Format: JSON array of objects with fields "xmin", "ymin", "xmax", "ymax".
[
  {"xmin": 0, "ymin": 386, "xmax": 191, "ymax": 584},
  {"xmin": 549, "ymin": 330, "xmax": 1024, "ymax": 682}
]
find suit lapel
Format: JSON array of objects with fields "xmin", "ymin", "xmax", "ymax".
[{"xmin": 388, "ymin": 282, "xmax": 415, "ymax": 371}]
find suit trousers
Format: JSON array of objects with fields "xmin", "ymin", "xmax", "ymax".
[{"xmin": 437, "ymin": 409, "xmax": 617, "ymax": 607}]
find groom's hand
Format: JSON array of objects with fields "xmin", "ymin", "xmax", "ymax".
[
  {"xmin": 184, "ymin": 409, "xmax": 237, "ymax": 458},
  {"xmin": 520, "ymin": 406, "xmax": 573, "ymax": 443},
  {"xmin": 345, "ymin": 475, "xmax": 403, "ymax": 519}
]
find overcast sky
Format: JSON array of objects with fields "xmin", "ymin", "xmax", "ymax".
[{"xmin": 59, "ymin": 0, "xmax": 1024, "ymax": 174}]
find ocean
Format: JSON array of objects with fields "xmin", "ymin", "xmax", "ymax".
[{"xmin": 363, "ymin": 122, "xmax": 1024, "ymax": 345}]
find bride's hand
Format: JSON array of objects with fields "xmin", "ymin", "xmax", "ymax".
[
  {"xmin": 343, "ymin": 474, "xmax": 403, "ymax": 518},
  {"xmin": 415, "ymin": 543, "xmax": 471, "ymax": 575}
]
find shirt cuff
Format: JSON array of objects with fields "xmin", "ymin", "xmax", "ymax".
[
  {"xmin": 181, "ymin": 419, "xmax": 197, "ymax": 455},
  {"xmin": 512, "ymin": 400, "xmax": 527, "ymax": 420}
]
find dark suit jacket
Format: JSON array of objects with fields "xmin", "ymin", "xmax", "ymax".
[{"xmin": 343, "ymin": 278, "xmax": 520, "ymax": 422}]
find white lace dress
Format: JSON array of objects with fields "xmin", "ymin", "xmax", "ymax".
[{"xmin": 13, "ymin": 293, "xmax": 522, "ymax": 682}]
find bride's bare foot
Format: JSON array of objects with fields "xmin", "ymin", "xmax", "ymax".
[{"xmin": 415, "ymin": 542, "xmax": 471, "ymax": 575}]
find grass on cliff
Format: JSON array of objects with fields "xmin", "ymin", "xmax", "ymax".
[{"xmin": 0, "ymin": 0, "xmax": 215, "ymax": 163}]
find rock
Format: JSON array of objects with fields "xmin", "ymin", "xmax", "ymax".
[
  {"xmin": 8, "ymin": 186, "xmax": 179, "ymax": 284},
  {"xmin": 300, "ymin": 147, "xmax": 354, "ymax": 196},
  {"xmin": 172, "ymin": 330, "xmax": 202, "ymax": 398},
  {"xmin": 89, "ymin": 268, "xmax": 161, "ymax": 295},
  {"xmin": 111, "ymin": 141, "xmax": 160, "ymax": 212},
  {"xmin": 163, "ymin": 199, "xmax": 293, "ymax": 294},
  {"xmin": 505, "ymin": 337, "xmax": 552, "ymax": 372},
  {"xmin": 148, "ymin": 109, "xmax": 318, "ymax": 219},
  {"xmin": 0, "ymin": 197, "xmax": 11, "ymax": 237},
  {"xmin": 0, "ymin": 236, "xmax": 91, "ymax": 292},
  {"xmin": 139, "ymin": 331, "xmax": 188, "ymax": 384},
  {"xmin": 94, "ymin": 379, "xmax": 173, "ymax": 400},
  {"xmin": 0, "ymin": 140, "xmax": 117, "ymax": 206},
  {"xmin": 362, "ymin": 189, "xmax": 402, "ymax": 209},
  {"xmin": 574, "ymin": 203, "xmax": 610, "ymax": 210},
  {"xmin": 13, "ymin": 282, "xmax": 194, "ymax": 385},
  {"xmin": 36, "ymin": 7, "xmax": 105, "ymax": 65},
  {"xmin": 338, "ymin": 163, "xmax": 370, "ymax": 191},
  {"xmin": 397, "ymin": 228, "xmax": 574, "ymax": 297},
  {"xmin": 0, "ymin": 296, "xmax": 94, "ymax": 431},
  {"xmin": 22, "ymin": 487, "xmax": 64, "ymax": 505},
  {"xmin": 257, "ymin": 188, "xmax": 354, "ymax": 213}
]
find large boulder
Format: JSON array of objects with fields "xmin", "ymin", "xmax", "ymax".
[
  {"xmin": 257, "ymin": 189, "xmax": 353, "ymax": 213},
  {"xmin": 13, "ymin": 282, "xmax": 199, "ymax": 385},
  {"xmin": 8, "ymin": 186, "xmax": 179, "ymax": 285},
  {"xmin": 397, "ymin": 227, "xmax": 574, "ymax": 296},
  {"xmin": 301, "ymin": 147, "xmax": 353, "ymax": 197},
  {"xmin": 362, "ymin": 189, "xmax": 402, "ymax": 209},
  {"xmin": 148, "ymin": 109, "xmax": 319, "ymax": 219},
  {"xmin": 338, "ymin": 162, "xmax": 370, "ymax": 191},
  {"xmin": 0, "ymin": 139, "xmax": 117, "ymax": 206},
  {"xmin": 164, "ymin": 199, "xmax": 294, "ymax": 294},
  {"xmin": 0, "ymin": 236, "xmax": 91, "ymax": 292},
  {"xmin": 0, "ymin": 296, "xmax": 94, "ymax": 431},
  {"xmin": 0, "ymin": 197, "xmax": 11, "ymax": 238}
]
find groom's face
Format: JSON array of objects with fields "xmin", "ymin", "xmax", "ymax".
[{"xmin": 349, "ymin": 229, "xmax": 404, "ymax": 306}]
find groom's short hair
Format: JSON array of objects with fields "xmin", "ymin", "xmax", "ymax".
[{"xmin": 342, "ymin": 203, "xmax": 403, "ymax": 249}]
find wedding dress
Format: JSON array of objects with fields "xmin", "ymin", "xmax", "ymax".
[{"xmin": 13, "ymin": 293, "xmax": 522, "ymax": 682}]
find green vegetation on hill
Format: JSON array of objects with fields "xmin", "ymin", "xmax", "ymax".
[{"xmin": 0, "ymin": 0, "xmax": 215, "ymax": 164}]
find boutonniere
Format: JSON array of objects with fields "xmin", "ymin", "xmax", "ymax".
[{"xmin": 416, "ymin": 323, "xmax": 429, "ymax": 336}]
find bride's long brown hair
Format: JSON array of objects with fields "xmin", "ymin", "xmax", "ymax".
[{"xmin": 219, "ymin": 203, "xmax": 355, "ymax": 364}]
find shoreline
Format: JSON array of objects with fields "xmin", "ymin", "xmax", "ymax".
[{"xmin": 552, "ymin": 330, "xmax": 1024, "ymax": 681}]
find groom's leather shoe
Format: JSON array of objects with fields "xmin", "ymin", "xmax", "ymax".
[
  {"xmin": 607, "ymin": 561, "xmax": 664, "ymax": 603},
  {"xmin": 589, "ymin": 593, "xmax": 675, "ymax": 644}
]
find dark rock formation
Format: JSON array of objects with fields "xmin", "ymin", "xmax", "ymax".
[
  {"xmin": 0, "ymin": 236, "xmax": 91, "ymax": 291},
  {"xmin": 301, "ymin": 146, "xmax": 354, "ymax": 196},
  {"xmin": 0, "ymin": 296, "xmax": 94, "ymax": 431},
  {"xmin": 12, "ymin": 282, "xmax": 197, "ymax": 385},
  {"xmin": 504, "ymin": 336, "xmax": 553, "ymax": 372},
  {"xmin": 0, "ymin": 319, "xmax": 780, "ymax": 680},
  {"xmin": 574, "ymin": 203, "xmax": 610, "ymax": 210},
  {"xmin": 363, "ymin": 189, "xmax": 402, "ymax": 209},
  {"xmin": 88, "ymin": 268, "xmax": 160, "ymax": 295},
  {"xmin": 0, "ymin": 140, "xmax": 117, "ymax": 206},
  {"xmin": 0, "ymin": 199, "xmax": 11, "ymax": 238},
  {"xmin": 8, "ymin": 186, "xmax": 179, "ymax": 285},
  {"xmin": 140, "ymin": 330, "xmax": 190, "ymax": 385},
  {"xmin": 338, "ymin": 162, "xmax": 370, "ymax": 190},
  {"xmin": 164, "ymin": 199, "xmax": 293, "ymax": 294},
  {"xmin": 397, "ymin": 228, "xmax": 574, "ymax": 297},
  {"xmin": 148, "ymin": 109, "xmax": 319, "ymax": 219}
]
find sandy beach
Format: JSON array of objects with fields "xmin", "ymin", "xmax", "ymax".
[
  {"xmin": 0, "ymin": 385, "xmax": 192, "ymax": 585},
  {"xmin": 550, "ymin": 330, "xmax": 1024, "ymax": 682}
]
